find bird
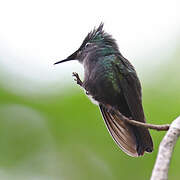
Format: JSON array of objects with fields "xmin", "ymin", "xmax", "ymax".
[{"xmin": 54, "ymin": 23, "xmax": 153, "ymax": 157}]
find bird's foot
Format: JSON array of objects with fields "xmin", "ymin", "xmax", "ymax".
[{"xmin": 72, "ymin": 72, "xmax": 83, "ymax": 86}]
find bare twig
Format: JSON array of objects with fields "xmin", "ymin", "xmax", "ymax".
[
  {"xmin": 114, "ymin": 111, "xmax": 170, "ymax": 131},
  {"xmin": 114, "ymin": 110, "xmax": 180, "ymax": 179},
  {"xmin": 150, "ymin": 116, "xmax": 180, "ymax": 180}
]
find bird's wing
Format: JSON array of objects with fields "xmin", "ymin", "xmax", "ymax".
[
  {"xmin": 99, "ymin": 104, "xmax": 138, "ymax": 157},
  {"xmin": 112, "ymin": 56, "xmax": 145, "ymax": 122},
  {"xmin": 110, "ymin": 56, "xmax": 153, "ymax": 153}
]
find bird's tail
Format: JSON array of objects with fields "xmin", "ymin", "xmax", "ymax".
[{"xmin": 99, "ymin": 105, "xmax": 153, "ymax": 157}]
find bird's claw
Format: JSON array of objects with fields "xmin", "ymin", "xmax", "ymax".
[{"xmin": 72, "ymin": 72, "xmax": 83, "ymax": 86}]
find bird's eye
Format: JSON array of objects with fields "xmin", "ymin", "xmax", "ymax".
[{"xmin": 85, "ymin": 43, "xmax": 91, "ymax": 48}]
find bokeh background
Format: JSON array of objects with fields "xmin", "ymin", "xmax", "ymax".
[{"xmin": 0, "ymin": 0, "xmax": 180, "ymax": 179}]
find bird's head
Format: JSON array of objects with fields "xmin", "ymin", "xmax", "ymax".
[{"xmin": 54, "ymin": 23, "xmax": 119, "ymax": 65}]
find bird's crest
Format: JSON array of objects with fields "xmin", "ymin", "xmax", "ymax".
[{"xmin": 80, "ymin": 23, "xmax": 118, "ymax": 51}]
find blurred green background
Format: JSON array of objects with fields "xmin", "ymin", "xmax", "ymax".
[
  {"xmin": 0, "ymin": 0, "xmax": 180, "ymax": 179},
  {"xmin": 0, "ymin": 46, "xmax": 180, "ymax": 180}
]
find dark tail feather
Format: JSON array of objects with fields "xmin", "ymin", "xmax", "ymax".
[
  {"xmin": 99, "ymin": 105, "xmax": 138, "ymax": 157},
  {"xmin": 132, "ymin": 123, "xmax": 153, "ymax": 155},
  {"xmin": 99, "ymin": 105, "xmax": 153, "ymax": 157}
]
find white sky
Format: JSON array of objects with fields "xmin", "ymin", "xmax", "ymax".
[{"xmin": 0, "ymin": 0, "xmax": 179, "ymax": 96}]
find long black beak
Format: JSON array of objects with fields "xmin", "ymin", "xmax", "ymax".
[{"xmin": 54, "ymin": 50, "xmax": 78, "ymax": 65}]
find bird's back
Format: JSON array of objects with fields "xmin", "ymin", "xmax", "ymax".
[{"xmin": 83, "ymin": 54, "xmax": 153, "ymax": 156}]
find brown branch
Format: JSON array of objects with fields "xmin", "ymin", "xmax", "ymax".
[
  {"xmin": 114, "ymin": 111, "xmax": 170, "ymax": 131},
  {"xmin": 112, "ymin": 111, "xmax": 180, "ymax": 179}
]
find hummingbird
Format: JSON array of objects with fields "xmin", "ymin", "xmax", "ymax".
[{"xmin": 54, "ymin": 23, "xmax": 153, "ymax": 157}]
